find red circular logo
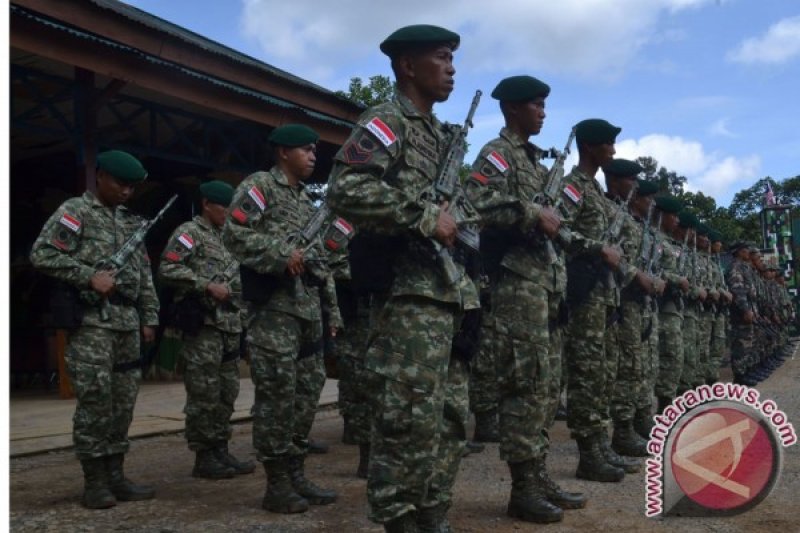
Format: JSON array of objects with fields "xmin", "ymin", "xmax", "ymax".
[{"xmin": 671, "ymin": 407, "xmax": 775, "ymax": 511}]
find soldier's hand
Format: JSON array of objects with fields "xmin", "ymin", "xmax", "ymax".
[
  {"xmin": 723, "ymin": 290, "xmax": 733, "ymax": 303},
  {"xmin": 654, "ymin": 278, "xmax": 667, "ymax": 295},
  {"xmin": 329, "ymin": 326, "xmax": 338, "ymax": 338},
  {"xmin": 743, "ymin": 310, "xmax": 754, "ymax": 324},
  {"xmin": 679, "ymin": 277, "xmax": 690, "ymax": 293},
  {"xmin": 711, "ymin": 290, "xmax": 720, "ymax": 302},
  {"xmin": 699, "ymin": 288, "xmax": 708, "ymax": 302},
  {"xmin": 536, "ymin": 207, "xmax": 561, "ymax": 240},
  {"xmin": 636, "ymin": 271, "xmax": 655, "ymax": 294},
  {"xmin": 89, "ymin": 270, "xmax": 116, "ymax": 296},
  {"xmin": 141, "ymin": 326, "xmax": 156, "ymax": 343},
  {"xmin": 433, "ymin": 201, "xmax": 457, "ymax": 248},
  {"xmin": 286, "ymin": 249, "xmax": 305, "ymax": 277},
  {"xmin": 206, "ymin": 282, "xmax": 230, "ymax": 302},
  {"xmin": 600, "ymin": 245, "xmax": 621, "ymax": 270}
]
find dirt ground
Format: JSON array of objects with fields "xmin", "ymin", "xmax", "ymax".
[{"xmin": 9, "ymin": 355, "xmax": 800, "ymax": 533}]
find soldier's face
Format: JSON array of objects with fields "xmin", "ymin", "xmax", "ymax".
[
  {"xmin": 586, "ymin": 142, "xmax": 615, "ymax": 167},
  {"xmin": 408, "ymin": 45, "xmax": 455, "ymax": 103},
  {"xmin": 516, "ymin": 98, "xmax": 547, "ymax": 136},
  {"xmin": 631, "ymin": 194, "xmax": 651, "ymax": 216},
  {"xmin": 661, "ymin": 212, "xmax": 678, "ymax": 233},
  {"xmin": 204, "ymin": 200, "xmax": 227, "ymax": 228},
  {"xmin": 281, "ymin": 144, "xmax": 317, "ymax": 181},
  {"xmin": 96, "ymin": 170, "xmax": 134, "ymax": 207},
  {"xmin": 712, "ymin": 241, "xmax": 722, "ymax": 253}
]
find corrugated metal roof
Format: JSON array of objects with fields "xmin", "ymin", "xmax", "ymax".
[
  {"xmin": 11, "ymin": 4, "xmax": 356, "ymax": 129},
  {"xmin": 89, "ymin": 0, "xmax": 357, "ymax": 106}
]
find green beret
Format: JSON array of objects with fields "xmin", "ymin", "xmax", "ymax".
[
  {"xmin": 268, "ymin": 124, "xmax": 319, "ymax": 147},
  {"xmin": 654, "ymin": 195, "xmax": 683, "ymax": 213},
  {"xmin": 199, "ymin": 180, "xmax": 234, "ymax": 207},
  {"xmin": 603, "ymin": 158, "xmax": 644, "ymax": 179},
  {"xmin": 575, "ymin": 118, "xmax": 621, "ymax": 145},
  {"xmin": 380, "ymin": 24, "xmax": 460, "ymax": 57},
  {"xmin": 728, "ymin": 241, "xmax": 750, "ymax": 254},
  {"xmin": 695, "ymin": 222, "xmax": 710, "ymax": 236},
  {"xmin": 636, "ymin": 179, "xmax": 659, "ymax": 196},
  {"xmin": 708, "ymin": 229, "xmax": 723, "ymax": 243},
  {"xmin": 678, "ymin": 210, "xmax": 699, "ymax": 229},
  {"xmin": 96, "ymin": 150, "xmax": 147, "ymax": 183},
  {"xmin": 491, "ymin": 75, "xmax": 550, "ymax": 102}
]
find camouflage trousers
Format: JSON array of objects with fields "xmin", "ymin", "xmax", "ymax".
[
  {"xmin": 469, "ymin": 312, "xmax": 499, "ymax": 416},
  {"xmin": 696, "ymin": 309, "xmax": 714, "ymax": 387},
  {"xmin": 678, "ymin": 306, "xmax": 699, "ymax": 394},
  {"xmin": 247, "ymin": 307, "xmax": 324, "ymax": 462},
  {"xmin": 656, "ymin": 309, "xmax": 683, "ymax": 400},
  {"xmin": 181, "ymin": 326, "xmax": 241, "ymax": 451},
  {"xmin": 364, "ymin": 296, "xmax": 467, "ymax": 524},
  {"xmin": 65, "ymin": 326, "xmax": 141, "ymax": 460},
  {"xmin": 610, "ymin": 296, "xmax": 644, "ymax": 423},
  {"xmin": 730, "ymin": 322, "xmax": 755, "ymax": 376},
  {"xmin": 708, "ymin": 312, "xmax": 727, "ymax": 383},
  {"xmin": 337, "ymin": 304, "xmax": 372, "ymax": 445},
  {"xmin": 491, "ymin": 272, "xmax": 562, "ymax": 462},
  {"xmin": 565, "ymin": 296, "xmax": 618, "ymax": 440},
  {"xmin": 637, "ymin": 305, "xmax": 659, "ymax": 412}
]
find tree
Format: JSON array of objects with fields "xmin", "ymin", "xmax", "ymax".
[
  {"xmin": 335, "ymin": 75, "xmax": 395, "ymax": 107},
  {"xmin": 635, "ymin": 156, "xmax": 687, "ymax": 195},
  {"xmin": 728, "ymin": 177, "xmax": 777, "ymax": 220}
]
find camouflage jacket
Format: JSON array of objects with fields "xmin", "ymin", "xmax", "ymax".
[
  {"xmin": 327, "ymin": 92, "xmax": 477, "ymax": 309},
  {"xmin": 464, "ymin": 127, "xmax": 565, "ymax": 293},
  {"xmin": 726, "ymin": 258, "xmax": 756, "ymax": 317},
  {"xmin": 29, "ymin": 191, "xmax": 159, "ymax": 330},
  {"xmin": 222, "ymin": 167, "xmax": 341, "ymax": 327},
  {"xmin": 657, "ymin": 234, "xmax": 685, "ymax": 315},
  {"xmin": 158, "ymin": 215, "xmax": 242, "ymax": 333}
]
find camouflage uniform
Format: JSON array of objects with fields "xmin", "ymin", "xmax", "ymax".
[
  {"xmin": 222, "ymin": 168, "xmax": 341, "ymax": 463},
  {"xmin": 30, "ymin": 192, "xmax": 159, "ymax": 459},
  {"xmin": 695, "ymin": 250, "xmax": 714, "ymax": 388},
  {"xmin": 464, "ymin": 128, "xmax": 565, "ymax": 462},
  {"xmin": 708, "ymin": 253, "xmax": 728, "ymax": 382},
  {"xmin": 327, "ymin": 93, "xmax": 475, "ymax": 524},
  {"xmin": 655, "ymin": 235, "xmax": 685, "ymax": 402},
  {"xmin": 158, "ymin": 216, "xmax": 243, "ymax": 452},
  {"xmin": 726, "ymin": 257, "xmax": 756, "ymax": 378}
]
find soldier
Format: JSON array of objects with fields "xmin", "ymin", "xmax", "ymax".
[
  {"xmin": 694, "ymin": 224, "xmax": 717, "ymax": 388},
  {"xmin": 223, "ymin": 124, "xmax": 340, "ymax": 514},
  {"xmin": 726, "ymin": 242, "xmax": 758, "ymax": 385},
  {"xmin": 464, "ymin": 75, "xmax": 586, "ymax": 523},
  {"xmin": 675, "ymin": 211, "xmax": 703, "ymax": 394},
  {"xmin": 559, "ymin": 119, "xmax": 641, "ymax": 483},
  {"xmin": 158, "ymin": 180, "xmax": 254, "ymax": 479},
  {"xmin": 326, "ymin": 24, "xmax": 475, "ymax": 532},
  {"xmin": 707, "ymin": 230, "xmax": 732, "ymax": 384},
  {"xmin": 603, "ymin": 165, "xmax": 661, "ymax": 457},
  {"xmin": 30, "ymin": 150, "xmax": 159, "ymax": 509}
]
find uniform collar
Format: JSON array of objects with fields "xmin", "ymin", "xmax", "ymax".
[
  {"xmin": 84, "ymin": 190, "xmax": 128, "ymax": 213},
  {"xmin": 269, "ymin": 167, "xmax": 305, "ymax": 191}
]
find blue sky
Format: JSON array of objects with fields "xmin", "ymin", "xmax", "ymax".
[{"xmin": 123, "ymin": 0, "xmax": 800, "ymax": 207}]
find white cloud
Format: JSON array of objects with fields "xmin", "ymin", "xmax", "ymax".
[
  {"xmin": 708, "ymin": 117, "xmax": 736, "ymax": 138},
  {"xmin": 727, "ymin": 15, "xmax": 800, "ymax": 65},
  {"xmin": 239, "ymin": 0, "xmax": 716, "ymax": 84},
  {"xmin": 614, "ymin": 134, "xmax": 760, "ymax": 201}
]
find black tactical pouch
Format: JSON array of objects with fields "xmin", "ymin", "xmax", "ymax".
[
  {"xmin": 451, "ymin": 308, "xmax": 482, "ymax": 364},
  {"xmin": 50, "ymin": 281, "xmax": 84, "ymax": 329},
  {"xmin": 566, "ymin": 256, "xmax": 601, "ymax": 307},
  {"xmin": 171, "ymin": 295, "xmax": 206, "ymax": 336},
  {"xmin": 239, "ymin": 265, "xmax": 282, "ymax": 303}
]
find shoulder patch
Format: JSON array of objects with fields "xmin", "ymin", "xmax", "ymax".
[
  {"xmin": 563, "ymin": 184, "xmax": 582, "ymax": 204},
  {"xmin": 486, "ymin": 151, "xmax": 509, "ymax": 173},
  {"xmin": 177, "ymin": 233, "xmax": 194, "ymax": 250},
  {"xmin": 341, "ymin": 132, "xmax": 380, "ymax": 165},
  {"xmin": 470, "ymin": 172, "xmax": 489, "ymax": 185},
  {"xmin": 59, "ymin": 212, "xmax": 82, "ymax": 232},
  {"xmin": 248, "ymin": 186, "xmax": 267, "ymax": 211},
  {"xmin": 332, "ymin": 217, "xmax": 354, "ymax": 237},
  {"xmin": 365, "ymin": 117, "xmax": 397, "ymax": 147}
]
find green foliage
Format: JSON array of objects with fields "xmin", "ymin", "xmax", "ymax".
[
  {"xmin": 635, "ymin": 156, "xmax": 687, "ymax": 195},
  {"xmin": 335, "ymin": 75, "xmax": 395, "ymax": 107}
]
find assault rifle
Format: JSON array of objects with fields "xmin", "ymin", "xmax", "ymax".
[
  {"xmin": 285, "ymin": 203, "xmax": 333, "ymax": 298},
  {"xmin": 422, "ymin": 90, "xmax": 482, "ymax": 285},
  {"xmin": 637, "ymin": 201, "xmax": 656, "ymax": 271},
  {"xmin": 601, "ymin": 187, "xmax": 635, "ymax": 287},
  {"xmin": 210, "ymin": 259, "xmax": 241, "ymax": 322},
  {"xmin": 97, "ymin": 195, "xmax": 177, "ymax": 321},
  {"xmin": 533, "ymin": 128, "xmax": 576, "ymax": 263}
]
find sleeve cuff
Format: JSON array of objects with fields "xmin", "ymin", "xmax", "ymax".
[{"xmin": 415, "ymin": 203, "xmax": 441, "ymax": 238}]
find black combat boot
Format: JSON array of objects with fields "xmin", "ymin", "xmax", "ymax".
[
  {"xmin": 462, "ymin": 440, "xmax": 485, "ymax": 456},
  {"xmin": 106, "ymin": 454, "xmax": 155, "ymax": 501},
  {"xmin": 575, "ymin": 435, "xmax": 625, "ymax": 482},
  {"xmin": 633, "ymin": 409, "xmax": 655, "ymax": 440},
  {"xmin": 657, "ymin": 396, "xmax": 672, "ymax": 413},
  {"xmin": 308, "ymin": 439, "xmax": 329, "ymax": 454},
  {"xmin": 79, "ymin": 458, "xmax": 116, "ymax": 509},
  {"xmin": 417, "ymin": 503, "xmax": 451, "ymax": 533},
  {"xmin": 288, "ymin": 455, "xmax": 337, "ymax": 504},
  {"xmin": 555, "ymin": 399, "xmax": 568, "ymax": 421},
  {"xmin": 384, "ymin": 512, "xmax": 419, "ymax": 533},
  {"xmin": 341, "ymin": 418, "xmax": 357, "ymax": 445},
  {"xmin": 533, "ymin": 456, "xmax": 587, "ymax": 509},
  {"xmin": 262, "ymin": 460, "xmax": 309, "ymax": 513},
  {"xmin": 356, "ymin": 442, "xmax": 370, "ymax": 479},
  {"xmin": 193, "ymin": 448, "xmax": 236, "ymax": 479},
  {"xmin": 600, "ymin": 432, "xmax": 641, "ymax": 473},
  {"xmin": 473, "ymin": 408, "xmax": 500, "ymax": 443},
  {"xmin": 612, "ymin": 420, "xmax": 650, "ymax": 457},
  {"xmin": 214, "ymin": 442, "xmax": 256, "ymax": 475},
  {"xmin": 506, "ymin": 460, "xmax": 564, "ymax": 523}
]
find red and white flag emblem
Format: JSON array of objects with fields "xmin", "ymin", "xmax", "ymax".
[
  {"xmin": 563, "ymin": 184, "xmax": 582, "ymax": 204},
  {"xmin": 59, "ymin": 212, "xmax": 81, "ymax": 232},
  {"xmin": 365, "ymin": 117, "xmax": 396, "ymax": 147},
  {"xmin": 486, "ymin": 151, "xmax": 509, "ymax": 173},
  {"xmin": 178, "ymin": 233, "xmax": 194, "ymax": 250},
  {"xmin": 248, "ymin": 186, "xmax": 266, "ymax": 211},
  {"xmin": 332, "ymin": 218, "xmax": 354, "ymax": 236}
]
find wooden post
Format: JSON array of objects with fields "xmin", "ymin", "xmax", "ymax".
[{"xmin": 55, "ymin": 329, "xmax": 74, "ymax": 399}]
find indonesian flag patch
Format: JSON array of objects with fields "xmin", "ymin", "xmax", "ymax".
[
  {"xmin": 471, "ymin": 172, "xmax": 489, "ymax": 185},
  {"xmin": 165, "ymin": 251, "xmax": 181, "ymax": 262},
  {"xmin": 59, "ymin": 212, "xmax": 81, "ymax": 232},
  {"xmin": 231, "ymin": 208, "xmax": 248, "ymax": 224},
  {"xmin": 248, "ymin": 186, "xmax": 267, "ymax": 211},
  {"xmin": 486, "ymin": 151, "xmax": 509, "ymax": 173},
  {"xmin": 365, "ymin": 117, "xmax": 397, "ymax": 147},
  {"xmin": 177, "ymin": 233, "xmax": 194, "ymax": 250},
  {"xmin": 332, "ymin": 218, "xmax": 354, "ymax": 236},
  {"xmin": 563, "ymin": 184, "xmax": 582, "ymax": 204}
]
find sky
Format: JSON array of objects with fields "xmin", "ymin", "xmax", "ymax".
[{"xmin": 119, "ymin": 0, "xmax": 800, "ymax": 208}]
